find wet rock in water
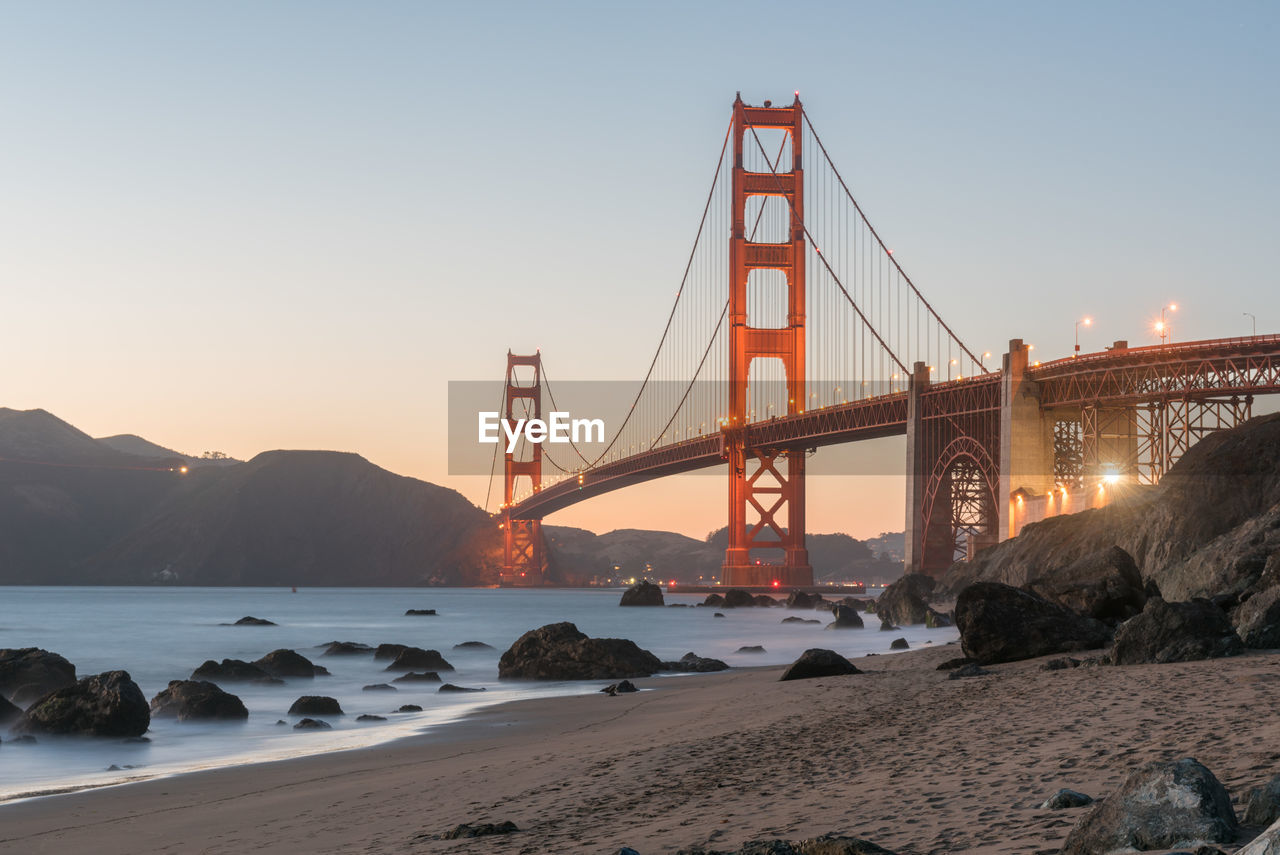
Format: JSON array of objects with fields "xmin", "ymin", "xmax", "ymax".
[
  {"xmin": 232, "ymin": 616, "xmax": 276, "ymax": 626},
  {"xmin": 1041, "ymin": 788, "xmax": 1094, "ymax": 809},
  {"xmin": 1026, "ymin": 545, "xmax": 1148, "ymax": 624},
  {"xmin": 397, "ymin": 704, "xmax": 423, "ymax": 713},
  {"xmin": 1040, "ymin": 657, "xmax": 1082, "ymax": 671},
  {"xmin": 1234, "ymin": 586, "xmax": 1280, "ymax": 649},
  {"xmin": 936, "ymin": 657, "xmax": 976, "ymax": 671},
  {"xmin": 439, "ymin": 683, "xmax": 485, "ymax": 693},
  {"xmin": 947, "ymin": 663, "xmax": 991, "ymax": 679},
  {"xmin": 824, "ymin": 605, "xmax": 865, "ymax": 630},
  {"xmin": 498, "ymin": 622, "xmax": 663, "ymax": 680},
  {"xmin": 736, "ymin": 645, "xmax": 766, "ymax": 654},
  {"xmin": 713, "ymin": 613, "xmax": 726, "ymax": 619},
  {"xmin": 703, "ymin": 594, "xmax": 725, "ymax": 607},
  {"xmin": 391, "ymin": 670, "xmax": 442, "ymax": 686},
  {"xmin": 876, "ymin": 573, "xmax": 936, "ymax": 625},
  {"xmin": 253, "ymin": 649, "xmax": 326, "ymax": 679},
  {"xmin": 0, "ymin": 648, "xmax": 77, "ymax": 706},
  {"xmin": 925, "ymin": 608, "xmax": 952, "ymax": 628},
  {"xmin": 879, "ymin": 618, "xmax": 899, "ymax": 632},
  {"xmin": 661, "ymin": 652, "xmax": 729, "ymax": 673},
  {"xmin": 440, "ymin": 821, "xmax": 519, "ymax": 839},
  {"xmin": 1061, "ymin": 758, "xmax": 1237, "ymax": 855},
  {"xmin": 754, "ymin": 595, "xmax": 779, "ymax": 607},
  {"xmin": 785, "ymin": 591, "xmax": 824, "ymax": 609},
  {"xmin": 191, "ymin": 659, "xmax": 275, "ymax": 683},
  {"xmin": 1112, "ymin": 597, "xmax": 1244, "ymax": 665},
  {"xmin": 149, "ymin": 680, "xmax": 248, "ymax": 722},
  {"xmin": 955, "ymin": 582, "xmax": 1110, "ymax": 664},
  {"xmin": 0, "ymin": 694, "xmax": 22, "ymax": 725},
  {"xmin": 1244, "ymin": 775, "xmax": 1280, "ymax": 826},
  {"xmin": 722, "ymin": 589, "xmax": 757, "ymax": 609},
  {"xmin": 321, "ymin": 641, "xmax": 373, "ymax": 656},
  {"xmin": 781, "ymin": 616, "xmax": 821, "ymax": 625},
  {"xmin": 288, "ymin": 696, "xmax": 343, "ymax": 716},
  {"xmin": 275, "ymin": 719, "xmax": 287, "ymax": 726},
  {"xmin": 889, "ymin": 637, "xmax": 909, "ymax": 650},
  {"xmin": 601, "ymin": 680, "xmax": 638, "ymax": 695},
  {"xmin": 383, "ymin": 647, "xmax": 454, "ymax": 672},
  {"xmin": 356, "ymin": 714, "xmax": 387, "ymax": 722},
  {"xmin": 373, "ymin": 643, "xmax": 410, "ymax": 660},
  {"xmin": 13, "ymin": 670, "xmax": 149, "ymax": 737},
  {"xmin": 405, "ymin": 608, "xmax": 437, "ymax": 616},
  {"xmin": 619, "ymin": 581, "xmax": 665, "ymax": 606},
  {"xmin": 453, "ymin": 641, "xmax": 495, "ymax": 651},
  {"xmin": 293, "ymin": 718, "xmax": 330, "ymax": 730},
  {"xmin": 779, "ymin": 648, "xmax": 861, "ymax": 681},
  {"xmin": 362, "ymin": 683, "xmax": 397, "ymax": 692}
]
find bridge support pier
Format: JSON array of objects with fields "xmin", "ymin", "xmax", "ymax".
[
  {"xmin": 998, "ymin": 339, "xmax": 1057, "ymax": 541},
  {"xmin": 500, "ymin": 351, "xmax": 546, "ymax": 586}
]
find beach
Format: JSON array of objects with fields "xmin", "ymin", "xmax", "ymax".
[{"xmin": 4, "ymin": 643, "xmax": 1278, "ymax": 854}]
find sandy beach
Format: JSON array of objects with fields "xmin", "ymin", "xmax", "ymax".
[{"xmin": 3, "ymin": 643, "xmax": 1278, "ymax": 854}]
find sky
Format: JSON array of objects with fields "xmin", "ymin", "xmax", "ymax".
[{"xmin": 1, "ymin": 1, "xmax": 1277, "ymax": 541}]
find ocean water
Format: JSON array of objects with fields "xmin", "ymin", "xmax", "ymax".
[{"xmin": 0, "ymin": 586, "xmax": 958, "ymax": 801}]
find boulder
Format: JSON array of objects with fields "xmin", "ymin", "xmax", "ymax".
[
  {"xmin": 1112, "ymin": 598, "xmax": 1244, "ymax": 665},
  {"xmin": 362, "ymin": 683, "xmax": 397, "ymax": 692},
  {"xmin": 662, "ymin": 652, "xmax": 729, "ymax": 673},
  {"xmin": 924, "ymin": 608, "xmax": 952, "ymax": 628},
  {"xmin": 1235, "ymin": 586, "xmax": 1280, "ymax": 649},
  {"xmin": 619, "ymin": 581, "xmax": 665, "ymax": 606},
  {"xmin": 453, "ymin": 641, "xmax": 495, "ymax": 650},
  {"xmin": 1026, "ymin": 545, "xmax": 1147, "ymax": 623},
  {"xmin": 824, "ymin": 605, "xmax": 865, "ymax": 630},
  {"xmin": 754, "ymin": 595, "xmax": 779, "ymax": 607},
  {"xmin": 0, "ymin": 648, "xmax": 77, "ymax": 706},
  {"xmin": 1061, "ymin": 758, "xmax": 1237, "ymax": 855},
  {"xmin": 889, "ymin": 638, "xmax": 909, "ymax": 650},
  {"xmin": 1041, "ymin": 788, "xmax": 1094, "ymax": 810},
  {"xmin": 321, "ymin": 641, "xmax": 373, "ymax": 656},
  {"xmin": 293, "ymin": 718, "xmax": 330, "ymax": 729},
  {"xmin": 1040, "ymin": 657, "xmax": 1082, "ymax": 671},
  {"xmin": 878, "ymin": 618, "xmax": 898, "ymax": 632},
  {"xmin": 383, "ymin": 647, "xmax": 455, "ymax": 672},
  {"xmin": 723, "ymin": 589, "xmax": 757, "ymax": 609},
  {"xmin": 785, "ymin": 591, "xmax": 824, "ymax": 609},
  {"xmin": 0, "ymin": 694, "xmax": 21, "ymax": 725},
  {"xmin": 703, "ymin": 594, "xmax": 725, "ymax": 607},
  {"xmin": 149, "ymin": 680, "xmax": 248, "ymax": 721},
  {"xmin": 13, "ymin": 670, "xmax": 149, "ymax": 737},
  {"xmin": 779, "ymin": 649, "xmax": 861, "ymax": 681},
  {"xmin": 876, "ymin": 573, "xmax": 935, "ymax": 625},
  {"xmin": 498, "ymin": 622, "xmax": 663, "ymax": 680},
  {"xmin": 373, "ymin": 643, "xmax": 410, "ymax": 660},
  {"xmin": 405, "ymin": 608, "xmax": 437, "ymax": 616},
  {"xmin": 191, "ymin": 659, "xmax": 278, "ymax": 683},
  {"xmin": 736, "ymin": 645, "xmax": 766, "ymax": 654},
  {"xmin": 1239, "ymin": 817, "xmax": 1280, "ymax": 855},
  {"xmin": 947, "ymin": 663, "xmax": 991, "ymax": 679},
  {"xmin": 1245, "ymin": 775, "xmax": 1280, "ymax": 826},
  {"xmin": 936, "ymin": 657, "xmax": 976, "ymax": 671},
  {"xmin": 393, "ymin": 671, "xmax": 442, "ymax": 683},
  {"xmin": 253, "ymin": 649, "xmax": 325, "ymax": 679},
  {"xmin": 782, "ymin": 617, "xmax": 821, "ymax": 625},
  {"xmin": 439, "ymin": 684, "xmax": 485, "ymax": 693},
  {"xmin": 441, "ymin": 821, "xmax": 519, "ymax": 839},
  {"xmin": 232, "ymin": 616, "xmax": 276, "ymax": 626},
  {"xmin": 713, "ymin": 612, "xmax": 726, "ymax": 618},
  {"xmin": 954, "ymin": 582, "xmax": 1110, "ymax": 664},
  {"xmin": 357, "ymin": 714, "xmax": 387, "ymax": 722},
  {"xmin": 397, "ymin": 704, "xmax": 423, "ymax": 712},
  {"xmin": 288, "ymin": 696, "xmax": 343, "ymax": 716},
  {"xmin": 601, "ymin": 680, "xmax": 638, "ymax": 695}
]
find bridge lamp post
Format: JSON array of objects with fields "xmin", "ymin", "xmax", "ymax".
[
  {"xmin": 1245, "ymin": 312, "xmax": 1256, "ymax": 337},
  {"xmin": 1074, "ymin": 317, "xmax": 1092, "ymax": 355},
  {"xmin": 1158, "ymin": 304, "xmax": 1177, "ymax": 346}
]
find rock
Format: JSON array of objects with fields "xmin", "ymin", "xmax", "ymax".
[
  {"xmin": 356, "ymin": 714, "xmax": 387, "ymax": 722},
  {"xmin": 947, "ymin": 663, "xmax": 992, "ymax": 679},
  {"xmin": 321, "ymin": 641, "xmax": 373, "ymax": 656},
  {"xmin": 149, "ymin": 680, "xmax": 248, "ymax": 722},
  {"xmin": 1235, "ymin": 586, "xmax": 1280, "ymax": 649},
  {"xmin": 293, "ymin": 718, "xmax": 330, "ymax": 729},
  {"xmin": 889, "ymin": 637, "xmax": 909, "ymax": 650},
  {"xmin": 13, "ymin": 670, "xmax": 149, "ymax": 737},
  {"xmin": 0, "ymin": 648, "xmax": 77, "ymax": 706},
  {"xmin": 713, "ymin": 612, "xmax": 726, "ymax": 618},
  {"xmin": 955, "ymin": 582, "xmax": 1111, "ymax": 664},
  {"xmin": 373, "ymin": 643, "xmax": 410, "ymax": 660},
  {"xmin": 232, "ymin": 616, "xmax": 276, "ymax": 626},
  {"xmin": 1239, "ymin": 817, "xmax": 1280, "ymax": 854},
  {"xmin": 405, "ymin": 608, "xmax": 437, "ymax": 616},
  {"xmin": 0, "ymin": 694, "xmax": 21, "ymax": 724},
  {"xmin": 785, "ymin": 591, "xmax": 824, "ymax": 609},
  {"xmin": 852, "ymin": 598, "xmax": 878, "ymax": 613},
  {"xmin": 754, "ymin": 595, "xmax": 780, "ymax": 607},
  {"xmin": 384, "ymin": 647, "xmax": 455, "ymax": 672},
  {"xmin": 736, "ymin": 645, "xmax": 767, "ymax": 654},
  {"xmin": 253, "ymin": 649, "xmax": 325, "ymax": 679},
  {"xmin": 393, "ymin": 671, "xmax": 442, "ymax": 683},
  {"xmin": 878, "ymin": 618, "xmax": 898, "ymax": 632},
  {"xmin": 363, "ymin": 683, "xmax": 397, "ymax": 692},
  {"xmin": 1040, "ymin": 657, "xmax": 1082, "ymax": 671},
  {"xmin": 1041, "ymin": 788, "xmax": 1094, "ymax": 809},
  {"xmin": 1027, "ymin": 545, "xmax": 1147, "ymax": 623},
  {"xmin": 397, "ymin": 704, "xmax": 423, "ymax": 713},
  {"xmin": 781, "ymin": 616, "xmax": 821, "ymax": 625},
  {"xmin": 936, "ymin": 657, "xmax": 976, "ymax": 671},
  {"xmin": 441, "ymin": 821, "xmax": 519, "ymax": 839},
  {"xmin": 779, "ymin": 649, "xmax": 861, "ymax": 681},
  {"xmin": 498, "ymin": 622, "xmax": 664, "ymax": 680},
  {"xmin": 703, "ymin": 594, "xmax": 725, "ymax": 607},
  {"xmin": 191, "ymin": 659, "xmax": 278, "ymax": 683},
  {"xmin": 601, "ymin": 680, "xmax": 638, "ymax": 695},
  {"xmin": 662, "ymin": 652, "xmax": 729, "ymax": 673},
  {"xmin": 824, "ymin": 605, "xmax": 865, "ymax": 630},
  {"xmin": 876, "ymin": 573, "xmax": 935, "ymax": 625},
  {"xmin": 1245, "ymin": 775, "xmax": 1280, "ymax": 826},
  {"xmin": 1112, "ymin": 598, "xmax": 1244, "ymax": 664},
  {"xmin": 1061, "ymin": 758, "xmax": 1237, "ymax": 855},
  {"xmin": 288, "ymin": 696, "xmax": 343, "ymax": 716},
  {"xmin": 620, "ymin": 581, "xmax": 665, "ymax": 606},
  {"xmin": 453, "ymin": 641, "xmax": 495, "ymax": 650},
  {"xmin": 439, "ymin": 683, "xmax": 486, "ymax": 693},
  {"xmin": 723, "ymin": 589, "xmax": 757, "ymax": 609},
  {"xmin": 925, "ymin": 608, "xmax": 952, "ymax": 628}
]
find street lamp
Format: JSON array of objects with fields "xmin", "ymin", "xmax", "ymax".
[
  {"xmin": 1158, "ymin": 304, "xmax": 1177, "ymax": 346},
  {"xmin": 1245, "ymin": 312, "xmax": 1256, "ymax": 337},
  {"xmin": 1075, "ymin": 317, "xmax": 1093, "ymax": 355}
]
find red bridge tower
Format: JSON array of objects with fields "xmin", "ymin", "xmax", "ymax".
[{"xmin": 500, "ymin": 351, "xmax": 545, "ymax": 585}]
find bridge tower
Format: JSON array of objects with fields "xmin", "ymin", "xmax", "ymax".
[
  {"xmin": 500, "ymin": 351, "xmax": 545, "ymax": 586},
  {"xmin": 722, "ymin": 94, "xmax": 813, "ymax": 588}
]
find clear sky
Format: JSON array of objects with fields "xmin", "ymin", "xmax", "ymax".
[{"xmin": 2, "ymin": 1, "xmax": 1277, "ymax": 540}]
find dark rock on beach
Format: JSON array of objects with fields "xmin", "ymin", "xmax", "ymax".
[
  {"xmin": 356, "ymin": 714, "xmax": 387, "ymax": 722},
  {"xmin": 232, "ymin": 616, "xmax": 276, "ymax": 626},
  {"xmin": 1111, "ymin": 597, "xmax": 1244, "ymax": 665},
  {"xmin": 392, "ymin": 671, "xmax": 441, "ymax": 683},
  {"xmin": 1040, "ymin": 657, "xmax": 1081, "ymax": 671},
  {"xmin": 889, "ymin": 637, "xmax": 909, "ymax": 650},
  {"xmin": 723, "ymin": 589, "xmax": 758, "ymax": 609},
  {"xmin": 619, "ymin": 580, "xmax": 665, "ymax": 606},
  {"xmin": 713, "ymin": 612, "xmax": 726, "ymax": 618},
  {"xmin": 383, "ymin": 647, "xmax": 454, "ymax": 672},
  {"xmin": 781, "ymin": 616, "xmax": 821, "ymax": 625},
  {"xmin": 453, "ymin": 641, "xmax": 495, "ymax": 651},
  {"xmin": 0, "ymin": 647, "xmax": 77, "ymax": 707},
  {"xmin": 293, "ymin": 717, "xmax": 330, "ymax": 729},
  {"xmin": 878, "ymin": 618, "xmax": 898, "ymax": 632},
  {"xmin": 439, "ymin": 683, "xmax": 485, "ymax": 693},
  {"xmin": 363, "ymin": 683, "xmax": 397, "ymax": 692},
  {"xmin": 661, "ymin": 652, "xmax": 729, "ymax": 673},
  {"xmin": 253, "ymin": 649, "xmax": 326, "ymax": 679},
  {"xmin": 13, "ymin": 670, "xmax": 149, "ymax": 737},
  {"xmin": 947, "ymin": 663, "xmax": 991, "ymax": 679},
  {"xmin": 1026, "ymin": 545, "xmax": 1147, "ymax": 623},
  {"xmin": 191, "ymin": 659, "xmax": 278, "ymax": 684},
  {"xmin": 405, "ymin": 608, "xmax": 437, "ymax": 616},
  {"xmin": 1234, "ymin": 586, "xmax": 1280, "ymax": 649},
  {"xmin": 149, "ymin": 680, "xmax": 248, "ymax": 721},
  {"xmin": 825, "ymin": 605, "xmax": 865, "ymax": 630},
  {"xmin": 397, "ymin": 704, "xmax": 423, "ymax": 713},
  {"xmin": 321, "ymin": 641, "xmax": 373, "ymax": 656},
  {"xmin": 440, "ymin": 821, "xmax": 519, "ymax": 839},
  {"xmin": 1244, "ymin": 775, "xmax": 1280, "ymax": 826},
  {"xmin": 779, "ymin": 648, "xmax": 861, "ymax": 681},
  {"xmin": 936, "ymin": 657, "xmax": 976, "ymax": 671},
  {"xmin": 601, "ymin": 680, "xmax": 638, "ymax": 695},
  {"xmin": 1040, "ymin": 788, "xmax": 1094, "ymax": 809},
  {"xmin": 703, "ymin": 594, "xmax": 725, "ymax": 607},
  {"xmin": 876, "ymin": 573, "xmax": 935, "ymax": 625},
  {"xmin": 288, "ymin": 696, "xmax": 343, "ymax": 716},
  {"xmin": 373, "ymin": 643, "xmax": 410, "ymax": 660},
  {"xmin": 785, "ymin": 591, "xmax": 825, "ymax": 610},
  {"xmin": 498, "ymin": 622, "xmax": 663, "ymax": 680},
  {"xmin": 0, "ymin": 694, "xmax": 21, "ymax": 725},
  {"xmin": 955, "ymin": 582, "xmax": 1110, "ymax": 664}
]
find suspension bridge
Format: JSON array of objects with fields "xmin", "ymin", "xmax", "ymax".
[{"xmin": 489, "ymin": 94, "xmax": 1280, "ymax": 587}]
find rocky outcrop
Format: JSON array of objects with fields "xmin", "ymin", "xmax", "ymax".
[
  {"xmin": 1061, "ymin": 758, "xmax": 1237, "ymax": 854},
  {"xmin": 405, "ymin": 608, "xmax": 437, "ymax": 616},
  {"xmin": 0, "ymin": 694, "xmax": 22, "ymax": 724},
  {"xmin": 498, "ymin": 622, "xmax": 663, "ymax": 680},
  {"xmin": 149, "ymin": 680, "xmax": 248, "ymax": 721},
  {"xmin": 1111, "ymin": 598, "xmax": 1244, "ymax": 665},
  {"xmin": 723, "ymin": 589, "xmax": 758, "ymax": 609},
  {"xmin": 785, "ymin": 591, "xmax": 825, "ymax": 610},
  {"xmin": 232, "ymin": 616, "xmax": 276, "ymax": 626},
  {"xmin": 321, "ymin": 641, "xmax": 373, "ymax": 656},
  {"xmin": 924, "ymin": 608, "xmax": 952, "ymax": 628},
  {"xmin": 619, "ymin": 581, "xmax": 664, "ymax": 606},
  {"xmin": 253, "ymin": 649, "xmax": 326, "ymax": 678},
  {"xmin": 191, "ymin": 659, "xmax": 278, "ymax": 683},
  {"xmin": 876, "ymin": 573, "xmax": 935, "ymax": 625},
  {"xmin": 779, "ymin": 649, "xmax": 861, "ymax": 681},
  {"xmin": 13, "ymin": 670, "xmax": 149, "ymax": 737},
  {"xmin": 0, "ymin": 648, "xmax": 76, "ymax": 706},
  {"xmin": 453, "ymin": 641, "xmax": 495, "ymax": 650},
  {"xmin": 824, "ymin": 605, "xmax": 864, "ymax": 630},
  {"xmin": 288, "ymin": 696, "xmax": 343, "ymax": 716},
  {"xmin": 293, "ymin": 718, "xmax": 330, "ymax": 729},
  {"xmin": 1234, "ymin": 586, "xmax": 1280, "ymax": 649},
  {"xmin": 661, "ymin": 652, "xmax": 729, "ymax": 673},
  {"xmin": 1245, "ymin": 775, "xmax": 1280, "ymax": 826},
  {"xmin": 363, "ymin": 683, "xmax": 397, "ymax": 691},
  {"xmin": 392, "ymin": 671, "xmax": 441, "ymax": 683},
  {"xmin": 601, "ymin": 680, "xmax": 638, "ymax": 695},
  {"xmin": 373, "ymin": 643, "xmax": 410, "ymax": 660},
  {"xmin": 1026, "ymin": 545, "xmax": 1147, "ymax": 623},
  {"xmin": 383, "ymin": 647, "xmax": 454, "ymax": 672},
  {"xmin": 782, "ymin": 616, "xmax": 821, "ymax": 625},
  {"xmin": 889, "ymin": 637, "xmax": 909, "ymax": 650},
  {"xmin": 955, "ymin": 582, "xmax": 1110, "ymax": 664},
  {"xmin": 439, "ymin": 683, "xmax": 485, "ymax": 693}
]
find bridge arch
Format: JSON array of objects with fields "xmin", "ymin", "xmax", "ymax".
[{"xmin": 919, "ymin": 436, "xmax": 999, "ymax": 572}]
